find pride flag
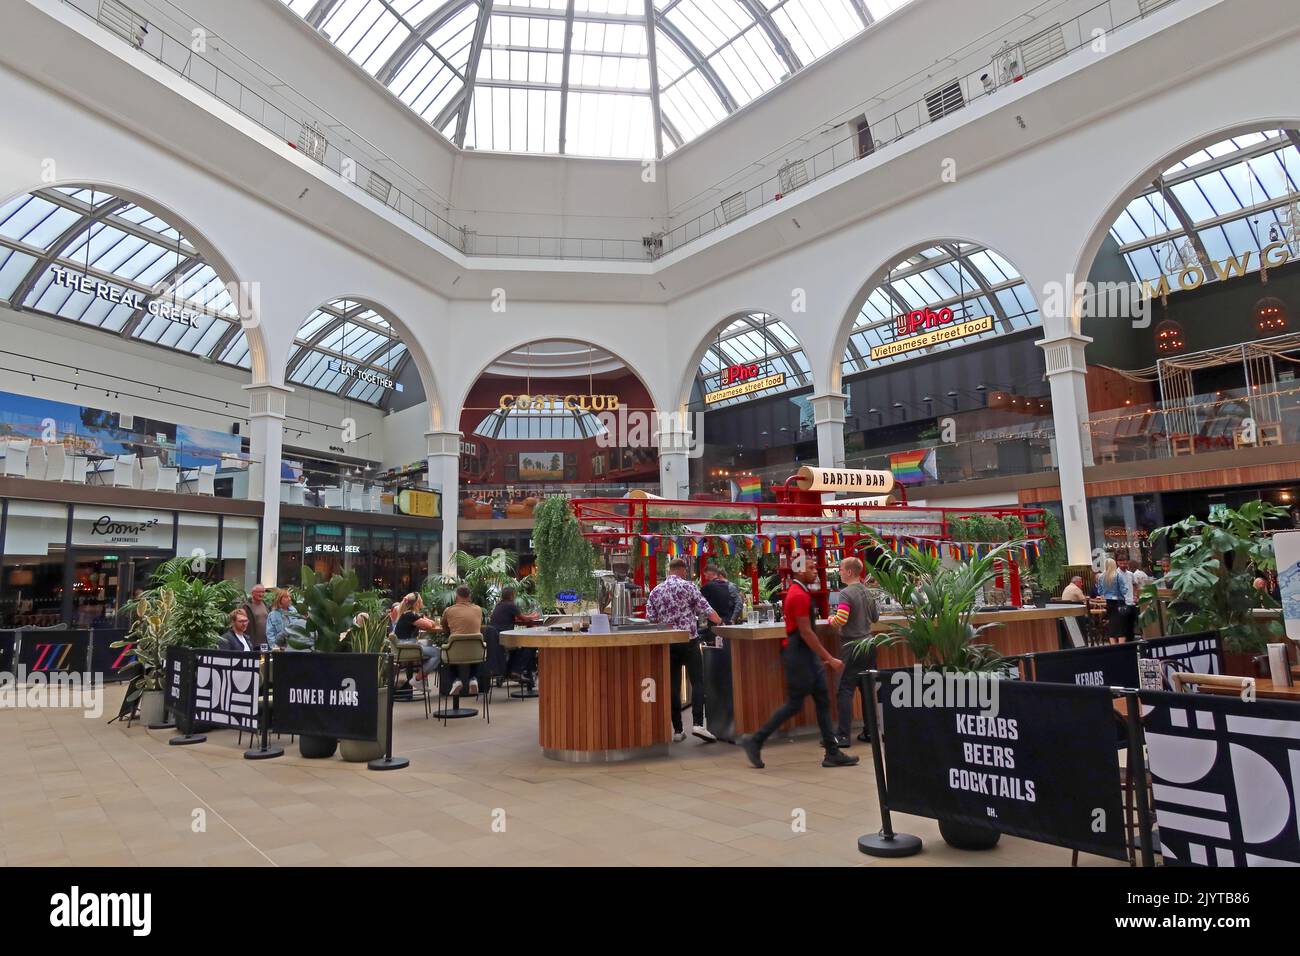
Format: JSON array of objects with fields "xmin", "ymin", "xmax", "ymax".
[
  {"xmin": 731, "ymin": 475, "xmax": 762, "ymax": 502},
  {"xmin": 889, "ymin": 448, "xmax": 938, "ymax": 486},
  {"xmin": 715, "ymin": 536, "xmax": 733, "ymax": 556}
]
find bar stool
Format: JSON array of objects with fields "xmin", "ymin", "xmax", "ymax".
[{"xmin": 437, "ymin": 633, "xmax": 490, "ymax": 724}]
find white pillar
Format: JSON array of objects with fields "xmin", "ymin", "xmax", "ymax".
[
  {"xmin": 426, "ymin": 430, "xmax": 461, "ymax": 574},
  {"xmin": 658, "ymin": 423, "xmax": 692, "ymax": 499},
  {"xmin": 245, "ymin": 383, "xmax": 293, "ymax": 587},
  {"xmin": 811, "ymin": 392, "xmax": 848, "ymax": 469},
  {"xmin": 1036, "ymin": 333, "xmax": 1094, "ymax": 565}
]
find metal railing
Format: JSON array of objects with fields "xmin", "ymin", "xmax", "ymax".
[
  {"xmin": 459, "ymin": 482, "xmax": 661, "ymax": 518},
  {"xmin": 56, "ymin": 0, "xmax": 1182, "ymax": 262}
]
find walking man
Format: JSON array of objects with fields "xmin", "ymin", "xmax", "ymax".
[
  {"xmin": 743, "ymin": 550, "xmax": 858, "ymax": 769},
  {"xmin": 830, "ymin": 556, "xmax": 878, "ymax": 749}
]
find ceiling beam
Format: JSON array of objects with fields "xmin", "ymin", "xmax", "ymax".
[
  {"xmin": 643, "ymin": 0, "xmax": 664, "ymax": 161},
  {"xmin": 655, "ymin": 14, "xmax": 737, "ymax": 113},
  {"xmin": 736, "ymin": 0, "xmax": 802, "ymax": 76},
  {"xmin": 118, "ymin": 254, "xmax": 202, "ymax": 339},
  {"xmin": 940, "ymin": 241, "xmax": 1012, "ymax": 333},
  {"xmin": 557, "ymin": 0, "xmax": 576, "ymax": 155},
  {"xmin": 374, "ymin": 0, "xmax": 476, "ymax": 84},
  {"xmin": 845, "ymin": 0, "xmax": 874, "ymax": 28},
  {"xmin": 8, "ymin": 197, "xmax": 131, "ymax": 308},
  {"xmin": 1151, "ymin": 176, "xmax": 1214, "ymax": 272},
  {"xmin": 305, "ymin": 0, "xmax": 342, "ymax": 29},
  {"xmin": 454, "ymin": 0, "xmax": 494, "ymax": 147}
]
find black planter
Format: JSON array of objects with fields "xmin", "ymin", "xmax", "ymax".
[
  {"xmin": 298, "ymin": 734, "xmax": 338, "ymax": 759},
  {"xmin": 938, "ymin": 817, "xmax": 1001, "ymax": 850}
]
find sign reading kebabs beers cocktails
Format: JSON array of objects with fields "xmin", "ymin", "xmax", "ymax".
[{"xmin": 795, "ymin": 466, "xmax": 895, "ymax": 496}]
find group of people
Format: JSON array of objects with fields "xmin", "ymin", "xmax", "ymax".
[
  {"xmin": 644, "ymin": 552, "xmax": 879, "ymax": 770},
  {"xmin": 218, "ymin": 584, "xmax": 301, "ymax": 652},
  {"xmin": 1056, "ymin": 556, "xmax": 1155, "ymax": 643}
]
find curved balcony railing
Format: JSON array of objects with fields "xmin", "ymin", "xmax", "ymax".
[{"xmin": 57, "ymin": 0, "xmax": 1180, "ymax": 261}]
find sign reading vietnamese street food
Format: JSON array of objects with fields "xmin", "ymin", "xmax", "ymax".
[
  {"xmin": 703, "ymin": 371, "xmax": 786, "ymax": 405},
  {"xmin": 498, "ymin": 394, "xmax": 619, "ymax": 411},
  {"xmin": 50, "ymin": 266, "xmax": 202, "ymax": 328},
  {"xmin": 871, "ymin": 308, "xmax": 993, "ymax": 361},
  {"xmin": 795, "ymin": 465, "xmax": 895, "ymax": 495}
]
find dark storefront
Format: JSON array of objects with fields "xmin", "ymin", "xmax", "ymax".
[{"xmin": 277, "ymin": 518, "xmax": 440, "ymax": 597}]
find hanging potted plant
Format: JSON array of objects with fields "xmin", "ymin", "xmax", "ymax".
[
  {"xmin": 850, "ymin": 540, "xmax": 1016, "ymax": 850},
  {"xmin": 337, "ymin": 607, "xmax": 392, "ymax": 763},
  {"xmin": 532, "ymin": 496, "xmax": 598, "ymax": 611},
  {"xmin": 286, "ymin": 567, "xmax": 361, "ymax": 758}
]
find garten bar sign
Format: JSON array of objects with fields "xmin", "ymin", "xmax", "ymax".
[
  {"xmin": 794, "ymin": 465, "xmax": 895, "ymax": 495},
  {"xmin": 703, "ymin": 363, "xmax": 786, "ymax": 405},
  {"xmin": 871, "ymin": 307, "xmax": 993, "ymax": 361}
]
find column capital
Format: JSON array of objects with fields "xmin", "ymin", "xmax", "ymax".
[
  {"xmin": 1035, "ymin": 333, "xmax": 1093, "ymax": 376},
  {"xmin": 809, "ymin": 392, "xmax": 848, "ymax": 425},
  {"xmin": 243, "ymin": 382, "xmax": 295, "ymax": 419},
  {"xmin": 425, "ymin": 430, "xmax": 463, "ymax": 458}
]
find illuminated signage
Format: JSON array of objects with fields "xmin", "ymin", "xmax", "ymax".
[
  {"xmin": 327, "ymin": 360, "xmax": 399, "ymax": 391},
  {"xmin": 703, "ymin": 372, "xmax": 786, "ymax": 405},
  {"xmin": 498, "ymin": 394, "xmax": 620, "ymax": 411},
  {"xmin": 871, "ymin": 315, "xmax": 993, "ymax": 361},
  {"xmin": 1139, "ymin": 244, "xmax": 1296, "ymax": 300},
  {"xmin": 51, "ymin": 267, "xmax": 202, "ymax": 328},
  {"xmin": 304, "ymin": 543, "xmax": 362, "ymax": 555},
  {"xmin": 721, "ymin": 363, "xmax": 760, "ymax": 386},
  {"xmin": 396, "ymin": 489, "xmax": 439, "ymax": 518},
  {"xmin": 795, "ymin": 466, "xmax": 895, "ymax": 494}
]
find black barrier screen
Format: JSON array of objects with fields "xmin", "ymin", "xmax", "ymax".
[
  {"xmin": 89, "ymin": 629, "xmax": 134, "ymax": 683},
  {"xmin": 16, "ymin": 630, "xmax": 89, "ymax": 674},
  {"xmin": 1140, "ymin": 688, "xmax": 1300, "ymax": 866},
  {"xmin": 880, "ymin": 675, "xmax": 1128, "ymax": 860},
  {"xmin": 165, "ymin": 646, "xmax": 196, "ymax": 734},
  {"xmin": 192, "ymin": 650, "xmax": 260, "ymax": 731},
  {"xmin": 0, "ymin": 631, "xmax": 13, "ymax": 673},
  {"xmin": 1026, "ymin": 641, "xmax": 1141, "ymax": 689},
  {"xmin": 271, "ymin": 652, "xmax": 379, "ymax": 741},
  {"xmin": 1140, "ymin": 631, "xmax": 1223, "ymax": 679}
]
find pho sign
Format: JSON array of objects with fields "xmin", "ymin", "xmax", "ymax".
[
  {"xmin": 870, "ymin": 307, "xmax": 993, "ymax": 361},
  {"xmin": 703, "ymin": 364, "xmax": 786, "ymax": 405}
]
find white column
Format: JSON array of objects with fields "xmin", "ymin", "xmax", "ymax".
[
  {"xmin": 811, "ymin": 392, "xmax": 848, "ymax": 469},
  {"xmin": 658, "ymin": 423, "xmax": 692, "ymax": 499},
  {"xmin": 1036, "ymin": 333, "xmax": 1094, "ymax": 565},
  {"xmin": 426, "ymin": 430, "xmax": 461, "ymax": 574},
  {"xmin": 244, "ymin": 383, "xmax": 293, "ymax": 587}
]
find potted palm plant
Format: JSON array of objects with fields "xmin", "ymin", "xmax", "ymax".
[
  {"xmin": 286, "ymin": 567, "xmax": 362, "ymax": 758},
  {"xmin": 337, "ymin": 608, "xmax": 392, "ymax": 763},
  {"xmin": 850, "ymin": 541, "xmax": 1018, "ymax": 850}
]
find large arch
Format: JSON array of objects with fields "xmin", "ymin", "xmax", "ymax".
[
  {"xmin": 0, "ymin": 180, "xmax": 270, "ymax": 383},
  {"xmin": 1067, "ymin": 119, "xmax": 1300, "ymax": 334},
  {"xmin": 675, "ymin": 309, "xmax": 813, "ymax": 413}
]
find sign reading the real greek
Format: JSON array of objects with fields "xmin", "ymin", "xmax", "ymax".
[
  {"xmin": 51, "ymin": 266, "xmax": 203, "ymax": 328},
  {"xmin": 879, "ymin": 674, "xmax": 1127, "ymax": 860}
]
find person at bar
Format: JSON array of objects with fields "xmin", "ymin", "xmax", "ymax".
[
  {"xmin": 494, "ymin": 586, "xmax": 541, "ymax": 686},
  {"xmin": 645, "ymin": 558, "xmax": 721, "ymax": 743},
  {"xmin": 1094, "ymin": 557, "xmax": 1132, "ymax": 644},
  {"xmin": 441, "ymin": 585, "xmax": 486, "ymax": 697},
  {"xmin": 1060, "ymin": 575, "xmax": 1088, "ymax": 603},
  {"xmin": 744, "ymin": 550, "xmax": 858, "ymax": 769},
  {"xmin": 830, "ymin": 556, "xmax": 878, "ymax": 750},
  {"xmin": 218, "ymin": 607, "xmax": 254, "ymax": 652}
]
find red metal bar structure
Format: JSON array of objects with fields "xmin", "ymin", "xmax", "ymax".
[{"xmin": 570, "ymin": 477, "xmax": 1048, "ymax": 617}]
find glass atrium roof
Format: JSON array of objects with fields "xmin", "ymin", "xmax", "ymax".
[
  {"xmin": 280, "ymin": 0, "xmax": 915, "ymax": 159},
  {"xmin": 474, "ymin": 404, "xmax": 608, "ymax": 438},
  {"xmin": 1107, "ymin": 130, "xmax": 1300, "ymax": 283},
  {"xmin": 694, "ymin": 312, "xmax": 810, "ymax": 408},
  {"xmin": 0, "ymin": 187, "xmax": 411, "ymax": 407},
  {"xmin": 840, "ymin": 241, "xmax": 1040, "ymax": 377}
]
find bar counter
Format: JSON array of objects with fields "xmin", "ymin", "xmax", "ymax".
[
  {"xmin": 500, "ymin": 626, "xmax": 688, "ymax": 762},
  {"xmin": 715, "ymin": 605, "xmax": 1086, "ymax": 737}
]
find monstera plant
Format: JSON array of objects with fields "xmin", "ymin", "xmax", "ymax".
[{"xmin": 286, "ymin": 567, "xmax": 361, "ymax": 653}]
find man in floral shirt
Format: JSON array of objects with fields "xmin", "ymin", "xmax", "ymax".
[{"xmin": 646, "ymin": 558, "xmax": 722, "ymax": 743}]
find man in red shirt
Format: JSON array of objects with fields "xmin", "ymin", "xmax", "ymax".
[{"xmin": 743, "ymin": 549, "xmax": 858, "ymax": 769}]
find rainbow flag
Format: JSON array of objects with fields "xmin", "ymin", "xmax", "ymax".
[
  {"xmin": 661, "ymin": 536, "xmax": 678, "ymax": 557},
  {"xmin": 889, "ymin": 448, "xmax": 938, "ymax": 485},
  {"xmin": 715, "ymin": 536, "xmax": 733, "ymax": 556},
  {"xmin": 731, "ymin": 476, "xmax": 762, "ymax": 502}
]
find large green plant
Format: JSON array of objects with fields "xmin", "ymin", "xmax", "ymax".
[
  {"xmin": 126, "ymin": 556, "xmax": 238, "ymax": 649},
  {"xmin": 111, "ymin": 590, "xmax": 178, "ymax": 703},
  {"xmin": 532, "ymin": 496, "xmax": 597, "ymax": 609},
  {"xmin": 1032, "ymin": 511, "xmax": 1067, "ymax": 594},
  {"xmin": 286, "ymin": 567, "xmax": 361, "ymax": 653},
  {"xmin": 703, "ymin": 510, "xmax": 755, "ymax": 583},
  {"xmin": 1141, "ymin": 500, "xmax": 1285, "ymax": 653},
  {"xmin": 854, "ymin": 541, "xmax": 1015, "ymax": 672}
]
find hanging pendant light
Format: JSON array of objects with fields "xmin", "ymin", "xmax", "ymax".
[{"xmin": 1254, "ymin": 296, "xmax": 1288, "ymax": 334}]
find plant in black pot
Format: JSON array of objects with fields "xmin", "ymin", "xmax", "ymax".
[
  {"xmin": 853, "ymin": 540, "xmax": 1017, "ymax": 851},
  {"xmin": 337, "ymin": 608, "xmax": 393, "ymax": 763},
  {"xmin": 286, "ymin": 567, "xmax": 361, "ymax": 758}
]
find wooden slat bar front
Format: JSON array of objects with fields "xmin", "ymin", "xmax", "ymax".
[
  {"xmin": 716, "ymin": 606, "xmax": 1084, "ymax": 737},
  {"xmin": 500, "ymin": 628, "xmax": 687, "ymax": 762}
]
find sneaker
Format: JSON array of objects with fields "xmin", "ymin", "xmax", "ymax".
[
  {"xmin": 692, "ymin": 725, "xmax": 717, "ymax": 743},
  {"xmin": 449, "ymin": 679, "xmax": 464, "ymax": 696},
  {"xmin": 468, "ymin": 679, "xmax": 479, "ymax": 695},
  {"xmin": 822, "ymin": 749, "xmax": 860, "ymax": 768},
  {"xmin": 857, "ymin": 731, "xmax": 871, "ymax": 743},
  {"xmin": 834, "ymin": 735, "xmax": 852, "ymax": 749},
  {"xmin": 742, "ymin": 736, "xmax": 765, "ymax": 769},
  {"xmin": 672, "ymin": 731, "xmax": 687, "ymax": 742}
]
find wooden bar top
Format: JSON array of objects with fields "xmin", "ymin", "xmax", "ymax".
[
  {"xmin": 715, "ymin": 604, "xmax": 1085, "ymax": 642},
  {"xmin": 500, "ymin": 627, "xmax": 690, "ymax": 649}
]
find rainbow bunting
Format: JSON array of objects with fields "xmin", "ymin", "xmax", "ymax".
[
  {"xmin": 715, "ymin": 536, "xmax": 733, "ymax": 556},
  {"xmin": 662, "ymin": 537, "xmax": 678, "ymax": 557}
]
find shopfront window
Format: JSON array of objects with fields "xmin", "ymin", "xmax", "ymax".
[
  {"xmin": 370, "ymin": 529, "xmax": 397, "ymax": 594},
  {"xmin": 397, "ymin": 530, "xmax": 421, "ymax": 596},
  {"xmin": 0, "ymin": 500, "xmax": 69, "ymax": 627},
  {"xmin": 277, "ymin": 521, "xmax": 303, "ymax": 588},
  {"xmin": 304, "ymin": 523, "xmax": 345, "ymax": 581},
  {"xmin": 345, "ymin": 526, "xmax": 371, "ymax": 586},
  {"xmin": 220, "ymin": 516, "xmax": 260, "ymax": 592}
]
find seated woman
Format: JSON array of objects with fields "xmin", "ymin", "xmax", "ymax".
[{"xmin": 394, "ymin": 592, "xmax": 440, "ymax": 689}]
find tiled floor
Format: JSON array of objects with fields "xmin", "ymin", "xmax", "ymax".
[{"xmin": 0, "ymin": 683, "xmax": 1125, "ymax": 867}]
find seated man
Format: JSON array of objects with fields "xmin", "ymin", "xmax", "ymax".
[
  {"xmin": 492, "ymin": 587, "xmax": 540, "ymax": 685},
  {"xmin": 1060, "ymin": 575, "xmax": 1088, "ymax": 603},
  {"xmin": 218, "ymin": 608, "xmax": 255, "ymax": 652},
  {"xmin": 440, "ymin": 585, "xmax": 486, "ymax": 697}
]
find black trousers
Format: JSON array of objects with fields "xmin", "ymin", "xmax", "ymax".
[
  {"xmin": 754, "ymin": 643, "xmax": 836, "ymax": 751},
  {"xmin": 506, "ymin": 646, "xmax": 538, "ymax": 676},
  {"xmin": 670, "ymin": 638, "xmax": 705, "ymax": 733},
  {"xmin": 835, "ymin": 645, "xmax": 875, "ymax": 740}
]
